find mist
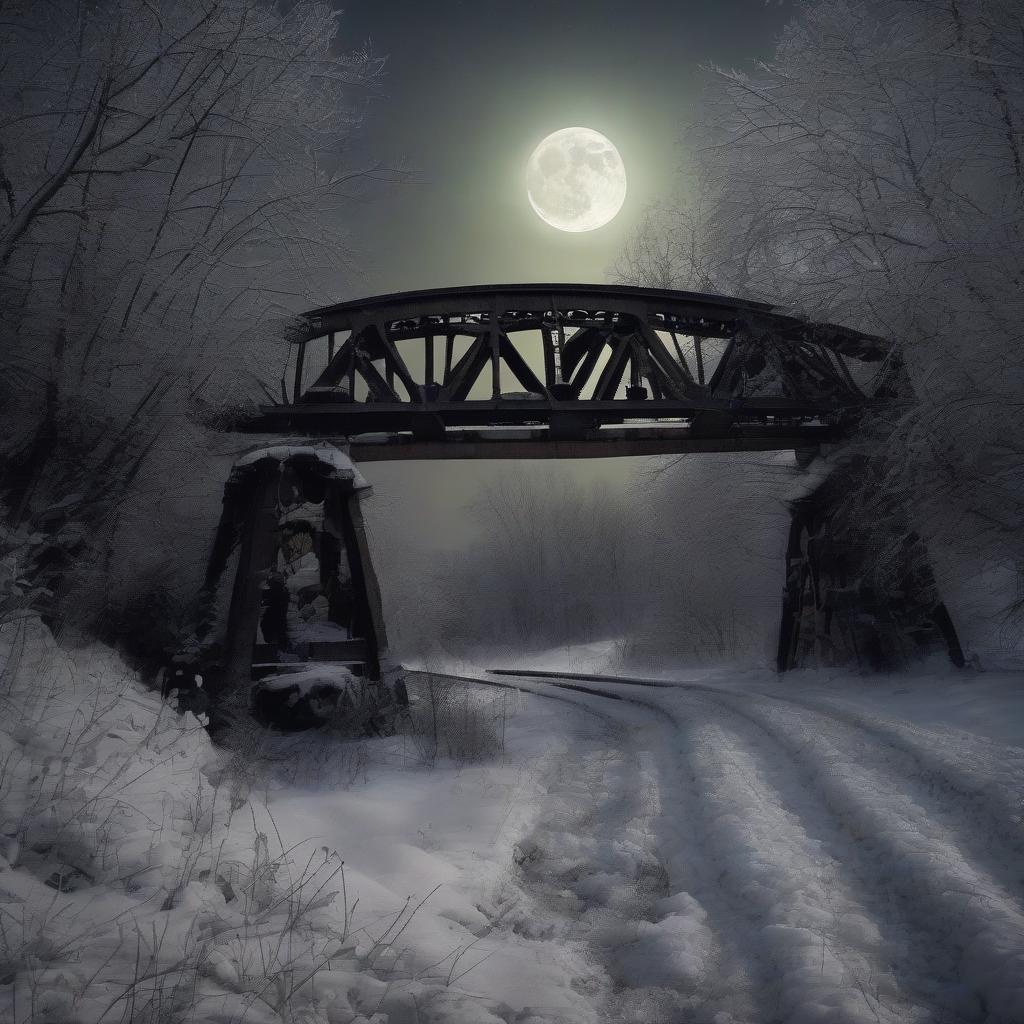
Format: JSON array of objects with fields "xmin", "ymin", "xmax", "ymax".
[{"xmin": 365, "ymin": 453, "xmax": 803, "ymax": 668}]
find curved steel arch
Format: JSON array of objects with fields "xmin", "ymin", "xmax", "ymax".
[{"xmin": 240, "ymin": 284, "xmax": 897, "ymax": 460}]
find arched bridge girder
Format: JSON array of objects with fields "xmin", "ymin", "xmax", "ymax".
[{"xmin": 240, "ymin": 284, "xmax": 894, "ymax": 460}]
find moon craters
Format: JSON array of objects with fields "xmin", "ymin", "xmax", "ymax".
[{"xmin": 527, "ymin": 127, "xmax": 627, "ymax": 233}]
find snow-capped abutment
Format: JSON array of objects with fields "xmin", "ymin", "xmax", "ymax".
[{"xmin": 191, "ymin": 444, "xmax": 390, "ymax": 712}]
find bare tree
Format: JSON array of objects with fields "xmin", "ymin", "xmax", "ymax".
[
  {"xmin": 610, "ymin": 187, "xmax": 718, "ymax": 293},
  {"xmin": 0, "ymin": 0, "xmax": 383, "ymax": 623}
]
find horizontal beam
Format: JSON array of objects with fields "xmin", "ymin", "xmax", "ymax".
[
  {"xmin": 238, "ymin": 398, "xmax": 849, "ymax": 436},
  {"xmin": 253, "ymin": 639, "xmax": 367, "ymax": 662},
  {"xmin": 348, "ymin": 427, "xmax": 839, "ymax": 461},
  {"xmin": 306, "ymin": 282, "xmax": 776, "ymax": 330},
  {"xmin": 381, "ymin": 317, "xmax": 745, "ymax": 343}
]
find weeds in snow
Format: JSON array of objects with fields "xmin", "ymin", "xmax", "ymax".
[
  {"xmin": 401, "ymin": 671, "xmax": 524, "ymax": 766},
  {"xmin": 0, "ymin": 617, "xmax": 462, "ymax": 1023}
]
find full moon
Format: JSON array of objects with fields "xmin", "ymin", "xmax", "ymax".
[{"xmin": 526, "ymin": 127, "xmax": 627, "ymax": 232}]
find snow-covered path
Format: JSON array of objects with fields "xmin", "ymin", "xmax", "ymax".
[
  {"xmin": 450, "ymin": 667, "xmax": 1024, "ymax": 1024},
  {"xmin": 5, "ymin": 627, "xmax": 1023, "ymax": 1024}
]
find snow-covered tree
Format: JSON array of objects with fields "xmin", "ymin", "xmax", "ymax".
[
  {"xmin": 0, "ymin": 0, "xmax": 381, "ymax": 627},
  {"xmin": 616, "ymin": 0, "xmax": 1024, "ymax": 636}
]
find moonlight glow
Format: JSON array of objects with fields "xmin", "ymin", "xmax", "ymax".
[{"xmin": 526, "ymin": 127, "xmax": 627, "ymax": 232}]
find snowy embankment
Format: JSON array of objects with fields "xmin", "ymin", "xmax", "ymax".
[
  {"xmin": 0, "ymin": 618, "xmax": 597, "ymax": 1023},
  {"xmin": 4, "ymin": 621, "xmax": 1024, "ymax": 1024},
  {"xmin": 0, "ymin": 617, "xmax": 435, "ymax": 1024}
]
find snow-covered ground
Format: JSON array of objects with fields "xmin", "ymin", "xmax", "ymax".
[{"xmin": 4, "ymin": 623, "xmax": 1024, "ymax": 1023}]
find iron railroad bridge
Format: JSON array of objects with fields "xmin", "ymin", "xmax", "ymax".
[
  {"xmin": 237, "ymin": 283, "xmax": 894, "ymax": 458},
  {"xmin": 198, "ymin": 284, "xmax": 961, "ymax": 717}
]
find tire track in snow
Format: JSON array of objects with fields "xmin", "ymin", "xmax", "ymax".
[
  {"xmin": 489, "ymin": 670, "xmax": 908, "ymax": 1022},
  {"xmin": 435, "ymin": 671, "xmax": 755, "ymax": 1023},
  {"xmin": 493, "ymin": 668, "xmax": 1024, "ymax": 1023},
  {"xmin": 620, "ymin": 691, "xmax": 940, "ymax": 1024},
  {"xmin": 672, "ymin": 691, "xmax": 987, "ymax": 1024},
  {"xmin": 740, "ymin": 691, "xmax": 1024, "ymax": 873},
  {"xmin": 490, "ymin": 673, "xmax": 866, "ymax": 1023},
  {"xmin": 529, "ymin": 686, "xmax": 770, "ymax": 1024},
  {"xmin": 408, "ymin": 670, "xmax": 731, "ymax": 1022},
  {"xmin": 496, "ymin": 670, "xmax": 1024, "ymax": 905},
  {"xmin": 677, "ymin": 711, "xmax": 934, "ymax": 1024},
  {"xmin": 682, "ymin": 689, "xmax": 1024, "ymax": 1024},
  {"xmin": 506, "ymin": 703, "xmax": 729, "ymax": 1024}
]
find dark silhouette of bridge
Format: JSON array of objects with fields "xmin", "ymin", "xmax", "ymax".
[
  {"xmin": 197, "ymin": 285, "xmax": 960, "ymax": 713},
  {"xmin": 236, "ymin": 284, "xmax": 895, "ymax": 460}
]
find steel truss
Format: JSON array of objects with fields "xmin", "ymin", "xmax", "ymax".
[{"xmin": 238, "ymin": 284, "xmax": 897, "ymax": 459}]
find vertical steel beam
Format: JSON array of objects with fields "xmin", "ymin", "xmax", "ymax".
[
  {"xmin": 490, "ymin": 329, "xmax": 501, "ymax": 398},
  {"xmin": 776, "ymin": 506, "xmax": 808, "ymax": 672},
  {"xmin": 328, "ymin": 486, "xmax": 388, "ymax": 679},
  {"xmin": 293, "ymin": 342, "xmax": 306, "ymax": 404},
  {"xmin": 550, "ymin": 299, "xmax": 566, "ymax": 382},
  {"xmin": 541, "ymin": 324, "xmax": 556, "ymax": 387}
]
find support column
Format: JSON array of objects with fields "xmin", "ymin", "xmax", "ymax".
[
  {"xmin": 194, "ymin": 474, "xmax": 251, "ymax": 649},
  {"xmin": 220, "ymin": 459, "xmax": 282, "ymax": 700},
  {"xmin": 777, "ymin": 472, "xmax": 965, "ymax": 672},
  {"xmin": 197, "ymin": 447, "xmax": 389, "ymax": 723},
  {"xmin": 327, "ymin": 486, "xmax": 388, "ymax": 679}
]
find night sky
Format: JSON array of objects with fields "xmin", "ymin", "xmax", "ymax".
[
  {"xmin": 337, "ymin": 0, "xmax": 795, "ymax": 298},
  {"xmin": 332, "ymin": 1, "xmax": 798, "ymax": 562}
]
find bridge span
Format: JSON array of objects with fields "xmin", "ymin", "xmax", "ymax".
[
  {"xmin": 236, "ymin": 284, "xmax": 894, "ymax": 460},
  {"xmin": 195, "ymin": 285, "xmax": 960, "ymax": 707}
]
